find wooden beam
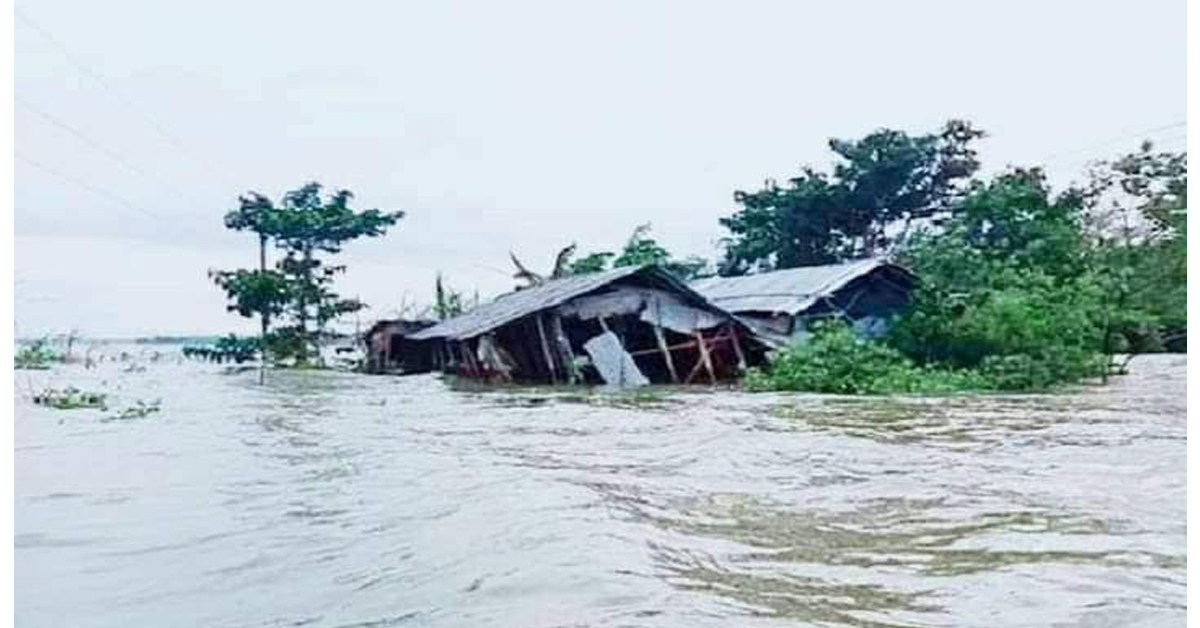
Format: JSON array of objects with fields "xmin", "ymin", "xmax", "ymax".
[
  {"xmin": 535, "ymin": 314, "xmax": 559, "ymax": 384},
  {"xmin": 548, "ymin": 312, "xmax": 578, "ymax": 384},
  {"xmin": 653, "ymin": 324, "xmax": 679, "ymax": 383},
  {"xmin": 728, "ymin": 323, "xmax": 746, "ymax": 370},
  {"xmin": 694, "ymin": 331, "xmax": 716, "ymax": 385}
]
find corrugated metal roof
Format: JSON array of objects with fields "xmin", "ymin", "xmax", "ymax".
[
  {"xmin": 410, "ymin": 265, "xmax": 715, "ymax": 341},
  {"xmin": 690, "ymin": 258, "xmax": 908, "ymax": 315}
]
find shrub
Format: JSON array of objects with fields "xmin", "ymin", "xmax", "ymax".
[
  {"xmin": 745, "ymin": 321, "xmax": 988, "ymax": 395},
  {"xmin": 745, "ymin": 319, "xmax": 1101, "ymax": 395}
]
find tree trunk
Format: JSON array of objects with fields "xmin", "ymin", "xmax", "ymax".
[{"xmin": 259, "ymin": 234, "xmax": 268, "ymax": 384}]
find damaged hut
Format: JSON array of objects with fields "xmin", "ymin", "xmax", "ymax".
[
  {"xmin": 409, "ymin": 265, "xmax": 764, "ymax": 386},
  {"xmin": 363, "ymin": 319, "xmax": 438, "ymax": 374},
  {"xmin": 690, "ymin": 258, "xmax": 916, "ymax": 347}
]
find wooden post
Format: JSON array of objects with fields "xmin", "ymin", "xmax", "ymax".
[
  {"xmin": 694, "ymin": 331, "xmax": 716, "ymax": 385},
  {"xmin": 548, "ymin": 313, "xmax": 578, "ymax": 384},
  {"xmin": 535, "ymin": 314, "xmax": 559, "ymax": 384},
  {"xmin": 464, "ymin": 339, "xmax": 479, "ymax": 377},
  {"xmin": 727, "ymin": 323, "xmax": 746, "ymax": 371},
  {"xmin": 654, "ymin": 325, "xmax": 679, "ymax": 383}
]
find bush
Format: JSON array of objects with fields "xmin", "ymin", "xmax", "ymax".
[
  {"xmin": 745, "ymin": 321, "xmax": 989, "ymax": 395},
  {"xmin": 745, "ymin": 319, "xmax": 1102, "ymax": 395}
]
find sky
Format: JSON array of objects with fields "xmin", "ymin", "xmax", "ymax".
[{"xmin": 15, "ymin": 0, "xmax": 1186, "ymax": 338}]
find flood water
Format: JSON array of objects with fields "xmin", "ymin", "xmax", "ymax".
[{"xmin": 15, "ymin": 350, "xmax": 1187, "ymax": 627}]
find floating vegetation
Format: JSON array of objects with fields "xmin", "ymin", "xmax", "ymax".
[
  {"xmin": 104, "ymin": 399, "xmax": 162, "ymax": 422},
  {"xmin": 182, "ymin": 334, "xmax": 259, "ymax": 364},
  {"xmin": 32, "ymin": 387, "xmax": 107, "ymax": 410},
  {"xmin": 15, "ymin": 340, "xmax": 64, "ymax": 370}
]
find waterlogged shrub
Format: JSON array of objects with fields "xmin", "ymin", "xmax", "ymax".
[
  {"xmin": 182, "ymin": 334, "xmax": 260, "ymax": 364},
  {"xmin": 745, "ymin": 321, "xmax": 989, "ymax": 395},
  {"xmin": 977, "ymin": 350, "xmax": 1104, "ymax": 391},
  {"xmin": 745, "ymin": 320, "xmax": 1098, "ymax": 394}
]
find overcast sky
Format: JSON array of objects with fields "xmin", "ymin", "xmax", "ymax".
[{"xmin": 15, "ymin": 0, "xmax": 1186, "ymax": 338}]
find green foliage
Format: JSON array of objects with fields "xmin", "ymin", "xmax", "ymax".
[
  {"xmin": 564, "ymin": 224, "xmax": 713, "ymax": 279},
  {"xmin": 885, "ymin": 168, "xmax": 1110, "ymax": 386},
  {"xmin": 567, "ymin": 252, "xmax": 615, "ymax": 275},
  {"xmin": 208, "ymin": 269, "xmax": 290, "ymax": 320},
  {"xmin": 434, "ymin": 273, "xmax": 466, "ymax": 320},
  {"xmin": 32, "ymin": 387, "xmax": 107, "ymax": 410},
  {"xmin": 888, "ymin": 275, "xmax": 1106, "ymax": 385},
  {"xmin": 213, "ymin": 182, "xmax": 404, "ymax": 363},
  {"xmin": 744, "ymin": 321, "xmax": 989, "ymax": 394},
  {"xmin": 182, "ymin": 334, "xmax": 260, "ymax": 363},
  {"xmin": 719, "ymin": 120, "xmax": 984, "ymax": 274},
  {"xmin": 1082, "ymin": 143, "xmax": 1187, "ymax": 337},
  {"xmin": 612, "ymin": 223, "xmax": 672, "ymax": 267},
  {"xmin": 15, "ymin": 339, "xmax": 64, "ymax": 370}
]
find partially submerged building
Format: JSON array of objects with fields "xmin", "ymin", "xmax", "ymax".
[
  {"xmin": 363, "ymin": 319, "xmax": 438, "ymax": 374},
  {"xmin": 409, "ymin": 265, "xmax": 764, "ymax": 385},
  {"xmin": 690, "ymin": 258, "xmax": 916, "ymax": 347}
]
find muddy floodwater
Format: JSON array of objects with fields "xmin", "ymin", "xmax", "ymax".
[{"xmin": 15, "ymin": 350, "xmax": 1186, "ymax": 627}]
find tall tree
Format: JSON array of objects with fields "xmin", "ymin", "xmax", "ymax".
[
  {"xmin": 216, "ymin": 192, "xmax": 286, "ymax": 369},
  {"xmin": 213, "ymin": 182, "xmax": 404, "ymax": 364},
  {"xmin": 269, "ymin": 183, "xmax": 404, "ymax": 361},
  {"xmin": 1081, "ymin": 142, "xmax": 1187, "ymax": 354},
  {"xmin": 718, "ymin": 120, "xmax": 984, "ymax": 275}
]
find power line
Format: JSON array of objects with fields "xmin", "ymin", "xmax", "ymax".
[
  {"xmin": 16, "ymin": 152, "xmax": 199, "ymax": 236},
  {"xmin": 18, "ymin": 95, "xmax": 175, "ymax": 188},
  {"xmin": 15, "ymin": 6, "xmax": 239, "ymax": 188},
  {"xmin": 1040, "ymin": 120, "xmax": 1187, "ymax": 164},
  {"xmin": 15, "ymin": 93, "xmax": 220, "ymax": 224}
]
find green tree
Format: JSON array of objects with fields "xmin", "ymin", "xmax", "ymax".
[
  {"xmin": 889, "ymin": 167, "xmax": 1106, "ymax": 383},
  {"xmin": 269, "ymin": 184, "xmax": 404, "ymax": 361},
  {"xmin": 718, "ymin": 120, "xmax": 984, "ymax": 274},
  {"xmin": 213, "ymin": 182, "xmax": 404, "ymax": 365},
  {"xmin": 219, "ymin": 192, "xmax": 286, "ymax": 364},
  {"xmin": 564, "ymin": 224, "xmax": 713, "ymax": 279},
  {"xmin": 1082, "ymin": 142, "xmax": 1187, "ymax": 349}
]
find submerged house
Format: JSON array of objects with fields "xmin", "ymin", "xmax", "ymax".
[
  {"xmin": 363, "ymin": 319, "xmax": 438, "ymax": 374},
  {"xmin": 409, "ymin": 265, "xmax": 765, "ymax": 385},
  {"xmin": 690, "ymin": 258, "xmax": 916, "ymax": 347}
]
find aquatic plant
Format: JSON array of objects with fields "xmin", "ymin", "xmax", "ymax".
[
  {"xmin": 182, "ymin": 334, "xmax": 260, "ymax": 364},
  {"xmin": 15, "ymin": 339, "xmax": 64, "ymax": 370},
  {"xmin": 104, "ymin": 399, "xmax": 162, "ymax": 421},
  {"xmin": 32, "ymin": 387, "xmax": 107, "ymax": 410}
]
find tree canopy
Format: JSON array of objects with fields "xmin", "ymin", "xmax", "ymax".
[
  {"xmin": 212, "ymin": 182, "xmax": 403, "ymax": 364},
  {"xmin": 718, "ymin": 120, "xmax": 985, "ymax": 274}
]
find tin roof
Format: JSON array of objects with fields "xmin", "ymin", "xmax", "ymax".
[
  {"xmin": 689, "ymin": 258, "xmax": 912, "ymax": 315},
  {"xmin": 410, "ymin": 265, "xmax": 720, "ymax": 341}
]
